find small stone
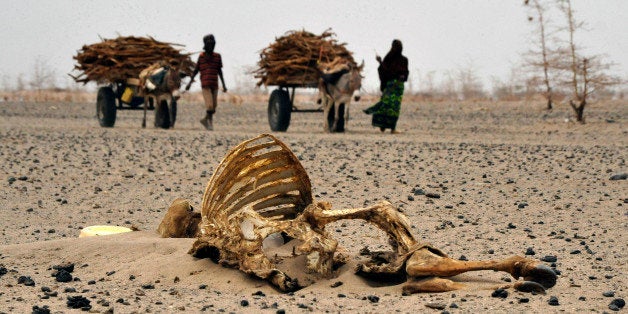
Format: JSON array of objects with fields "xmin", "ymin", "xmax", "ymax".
[
  {"xmin": 330, "ymin": 281, "xmax": 343, "ymax": 288},
  {"xmin": 407, "ymin": 195, "xmax": 415, "ymax": 201},
  {"xmin": 491, "ymin": 288, "xmax": 508, "ymax": 298},
  {"xmin": 32, "ymin": 305, "xmax": 50, "ymax": 314},
  {"xmin": 240, "ymin": 300, "xmax": 249, "ymax": 307},
  {"xmin": 55, "ymin": 269, "xmax": 73, "ymax": 282},
  {"xmin": 141, "ymin": 283, "xmax": 155, "ymax": 289},
  {"xmin": 425, "ymin": 302, "xmax": 447, "ymax": 310},
  {"xmin": 367, "ymin": 295, "xmax": 379, "ymax": 303},
  {"xmin": 67, "ymin": 295, "xmax": 91, "ymax": 309},
  {"xmin": 525, "ymin": 247, "xmax": 535, "ymax": 255},
  {"xmin": 199, "ymin": 284, "xmax": 207, "ymax": 289},
  {"xmin": 603, "ymin": 291, "xmax": 616, "ymax": 297},
  {"xmin": 541, "ymin": 255, "xmax": 557, "ymax": 263},
  {"xmin": 426, "ymin": 192, "xmax": 441, "ymax": 199},
  {"xmin": 548, "ymin": 296, "xmax": 559, "ymax": 306},
  {"xmin": 609, "ymin": 173, "xmax": 627, "ymax": 180},
  {"xmin": 53, "ymin": 263, "xmax": 75, "ymax": 273},
  {"xmin": 18, "ymin": 275, "xmax": 35, "ymax": 286},
  {"xmin": 337, "ymin": 293, "xmax": 346, "ymax": 298},
  {"xmin": 609, "ymin": 298, "xmax": 625, "ymax": 311},
  {"xmin": 519, "ymin": 298, "xmax": 529, "ymax": 303},
  {"xmin": 252, "ymin": 290, "xmax": 265, "ymax": 297}
]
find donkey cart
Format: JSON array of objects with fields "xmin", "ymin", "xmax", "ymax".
[
  {"xmin": 255, "ymin": 30, "xmax": 362, "ymax": 132},
  {"xmin": 96, "ymin": 75, "xmax": 177, "ymax": 129},
  {"xmin": 71, "ymin": 35, "xmax": 194, "ymax": 129}
]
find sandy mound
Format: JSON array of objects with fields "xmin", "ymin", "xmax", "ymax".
[{"xmin": 0, "ymin": 98, "xmax": 626, "ymax": 312}]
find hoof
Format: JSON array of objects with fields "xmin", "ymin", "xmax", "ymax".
[
  {"xmin": 523, "ymin": 264, "xmax": 557, "ymax": 289},
  {"xmin": 514, "ymin": 281, "xmax": 546, "ymax": 294}
]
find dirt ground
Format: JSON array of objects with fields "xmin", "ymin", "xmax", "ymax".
[{"xmin": 0, "ymin": 96, "xmax": 626, "ymax": 313}]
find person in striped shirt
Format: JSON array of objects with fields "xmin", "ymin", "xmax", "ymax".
[{"xmin": 186, "ymin": 34, "xmax": 227, "ymax": 130}]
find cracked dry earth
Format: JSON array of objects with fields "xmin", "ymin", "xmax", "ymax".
[{"xmin": 0, "ymin": 98, "xmax": 626, "ymax": 313}]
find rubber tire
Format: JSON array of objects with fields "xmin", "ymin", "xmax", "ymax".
[
  {"xmin": 97, "ymin": 86, "xmax": 116, "ymax": 127},
  {"xmin": 154, "ymin": 99, "xmax": 171, "ymax": 129},
  {"xmin": 268, "ymin": 89, "xmax": 291, "ymax": 132}
]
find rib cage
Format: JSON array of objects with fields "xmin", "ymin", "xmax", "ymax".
[{"xmin": 200, "ymin": 134, "xmax": 313, "ymax": 224}]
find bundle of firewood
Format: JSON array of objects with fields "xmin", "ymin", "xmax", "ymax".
[
  {"xmin": 71, "ymin": 36, "xmax": 195, "ymax": 84},
  {"xmin": 253, "ymin": 29, "xmax": 357, "ymax": 87}
]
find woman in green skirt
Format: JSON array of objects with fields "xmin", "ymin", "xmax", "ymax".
[{"xmin": 364, "ymin": 39, "xmax": 409, "ymax": 133}]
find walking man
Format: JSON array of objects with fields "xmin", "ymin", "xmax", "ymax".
[{"xmin": 186, "ymin": 34, "xmax": 227, "ymax": 130}]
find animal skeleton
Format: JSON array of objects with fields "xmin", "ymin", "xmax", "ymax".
[{"xmin": 158, "ymin": 134, "xmax": 557, "ymax": 293}]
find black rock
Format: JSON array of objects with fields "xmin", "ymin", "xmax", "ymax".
[
  {"xmin": 141, "ymin": 283, "xmax": 155, "ymax": 289},
  {"xmin": 609, "ymin": 298, "xmax": 625, "ymax": 311},
  {"xmin": 367, "ymin": 295, "xmax": 379, "ymax": 303},
  {"xmin": 67, "ymin": 295, "xmax": 91, "ymax": 310},
  {"xmin": 491, "ymin": 288, "xmax": 508, "ymax": 298},
  {"xmin": 426, "ymin": 192, "xmax": 441, "ymax": 199},
  {"xmin": 541, "ymin": 255, "xmax": 557, "ymax": 262},
  {"xmin": 0, "ymin": 266, "xmax": 7, "ymax": 277},
  {"xmin": 548, "ymin": 296, "xmax": 559, "ymax": 306},
  {"xmin": 55, "ymin": 269, "xmax": 73, "ymax": 282},
  {"xmin": 199, "ymin": 284, "xmax": 207, "ymax": 289},
  {"xmin": 252, "ymin": 290, "xmax": 265, "ymax": 297},
  {"xmin": 609, "ymin": 173, "xmax": 627, "ymax": 180},
  {"xmin": 407, "ymin": 195, "xmax": 415, "ymax": 201},
  {"xmin": 64, "ymin": 287, "xmax": 76, "ymax": 293},
  {"xmin": 337, "ymin": 293, "xmax": 346, "ymax": 298},
  {"xmin": 519, "ymin": 298, "xmax": 529, "ymax": 303},
  {"xmin": 240, "ymin": 299, "xmax": 249, "ymax": 307},
  {"xmin": 603, "ymin": 291, "xmax": 616, "ymax": 297},
  {"xmin": 53, "ymin": 263, "xmax": 74, "ymax": 273},
  {"xmin": 276, "ymin": 310, "xmax": 286, "ymax": 314},
  {"xmin": 18, "ymin": 275, "xmax": 35, "ymax": 286},
  {"xmin": 330, "ymin": 281, "xmax": 343, "ymax": 288},
  {"xmin": 525, "ymin": 247, "xmax": 535, "ymax": 255},
  {"xmin": 32, "ymin": 305, "xmax": 51, "ymax": 314}
]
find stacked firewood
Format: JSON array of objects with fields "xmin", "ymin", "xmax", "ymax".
[
  {"xmin": 253, "ymin": 29, "xmax": 357, "ymax": 87},
  {"xmin": 71, "ymin": 36, "xmax": 195, "ymax": 84}
]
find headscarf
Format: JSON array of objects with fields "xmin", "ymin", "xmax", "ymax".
[{"xmin": 378, "ymin": 39, "xmax": 409, "ymax": 91}]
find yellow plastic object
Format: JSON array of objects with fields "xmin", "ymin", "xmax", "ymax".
[
  {"xmin": 79, "ymin": 225, "xmax": 133, "ymax": 238},
  {"xmin": 121, "ymin": 87, "xmax": 134, "ymax": 103}
]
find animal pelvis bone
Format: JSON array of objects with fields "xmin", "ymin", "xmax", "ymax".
[{"xmin": 158, "ymin": 134, "xmax": 557, "ymax": 293}]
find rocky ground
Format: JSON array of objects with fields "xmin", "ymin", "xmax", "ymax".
[{"xmin": 0, "ymin": 96, "xmax": 626, "ymax": 313}]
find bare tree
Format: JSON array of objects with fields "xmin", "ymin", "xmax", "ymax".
[
  {"xmin": 457, "ymin": 62, "xmax": 485, "ymax": 100},
  {"xmin": 524, "ymin": 0, "xmax": 556, "ymax": 110},
  {"xmin": 556, "ymin": 0, "xmax": 622, "ymax": 123},
  {"xmin": 29, "ymin": 56, "xmax": 56, "ymax": 91}
]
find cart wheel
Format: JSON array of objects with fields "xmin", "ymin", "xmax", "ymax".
[
  {"xmin": 169, "ymin": 98, "xmax": 177, "ymax": 128},
  {"xmin": 97, "ymin": 86, "xmax": 116, "ymax": 127},
  {"xmin": 154, "ymin": 99, "xmax": 171, "ymax": 129},
  {"xmin": 268, "ymin": 89, "xmax": 291, "ymax": 132}
]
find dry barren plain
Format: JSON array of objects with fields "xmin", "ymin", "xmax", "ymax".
[{"xmin": 0, "ymin": 96, "xmax": 626, "ymax": 313}]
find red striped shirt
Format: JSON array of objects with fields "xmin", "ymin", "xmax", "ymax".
[{"xmin": 197, "ymin": 52, "xmax": 222, "ymax": 89}]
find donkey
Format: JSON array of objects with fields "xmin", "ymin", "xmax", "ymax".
[
  {"xmin": 139, "ymin": 63, "xmax": 184, "ymax": 129},
  {"xmin": 318, "ymin": 60, "xmax": 363, "ymax": 133}
]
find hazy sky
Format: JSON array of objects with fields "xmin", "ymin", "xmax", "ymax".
[{"xmin": 1, "ymin": 0, "xmax": 626, "ymax": 92}]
